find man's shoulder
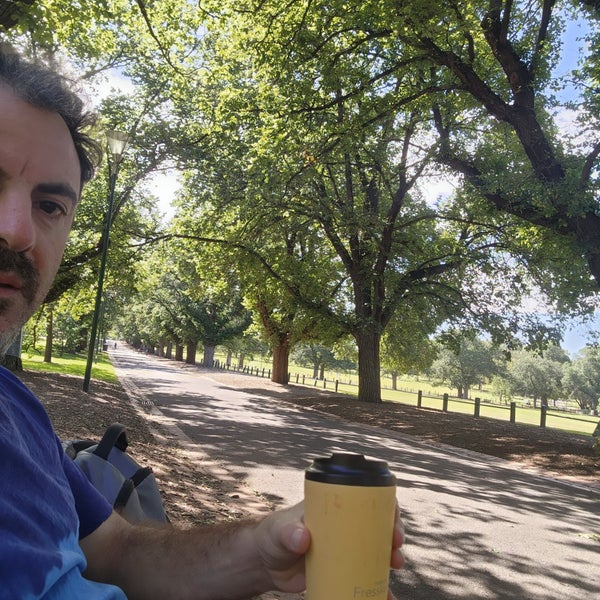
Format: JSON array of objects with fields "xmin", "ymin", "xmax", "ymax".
[{"xmin": 0, "ymin": 365, "xmax": 36, "ymax": 399}]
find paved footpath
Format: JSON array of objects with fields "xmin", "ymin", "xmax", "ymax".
[{"xmin": 110, "ymin": 345, "xmax": 599, "ymax": 600}]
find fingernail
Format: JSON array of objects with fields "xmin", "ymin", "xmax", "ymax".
[{"xmin": 291, "ymin": 527, "xmax": 304, "ymax": 551}]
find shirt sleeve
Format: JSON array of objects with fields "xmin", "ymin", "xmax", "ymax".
[{"xmin": 62, "ymin": 450, "xmax": 113, "ymax": 539}]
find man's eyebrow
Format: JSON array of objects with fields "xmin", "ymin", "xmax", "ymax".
[{"xmin": 35, "ymin": 182, "xmax": 79, "ymax": 205}]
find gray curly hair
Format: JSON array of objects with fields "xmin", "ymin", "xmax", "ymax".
[{"xmin": 0, "ymin": 46, "xmax": 102, "ymax": 188}]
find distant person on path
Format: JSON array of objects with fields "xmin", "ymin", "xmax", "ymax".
[{"xmin": 0, "ymin": 47, "xmax": 405, "ymax": 599}]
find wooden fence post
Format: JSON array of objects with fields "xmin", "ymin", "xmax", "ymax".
[
  {"xmin": 443, "ymin": 393, "xmax": 449, "ymax": 412},
  {"xmin": 474, "ymin": 398, "xmax": 481, "ymax": 417},
  {"xmin": 296, "ymin": 373, "xmax": 299, "ymax": 383},
  {"xmin": 335, "ymin": 380, "xmax": 339, "ymax": 393},
  {"xmin": 510, "ymin": 402, "xmax": 516, "ymax": 423},
  {"xmin": 417, "ymin": 390, "xmax": 422, "ymax": 408},
  {"xmin": 302, "ymin": 374, "xmax": 306, "ymax": 385}
]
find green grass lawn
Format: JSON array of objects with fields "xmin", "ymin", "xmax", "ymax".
[
  {"xmin": 22, "ymin": 350, "xmax": 117, "ymax": 384},
  {"xmin": 222, "ymin": 352, "xmax": 597, "ymax": 437}
]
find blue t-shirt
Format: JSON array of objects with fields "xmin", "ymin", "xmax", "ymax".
[{"xmin": 0, "ymin": 367, "xmax": 127, "ymax": 599}]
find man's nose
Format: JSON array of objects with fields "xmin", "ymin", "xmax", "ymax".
[{"xmin": 0, "ymin": 190, "xmax": 35, "ymax": 253}]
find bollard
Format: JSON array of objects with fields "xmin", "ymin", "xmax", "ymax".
[
  {"xmin": 474, "ymin": 397, "xmax": 481, "ymax": 418},
  {"xmin": 417, "ymin": 390, "xmax": 422, "ymax": 408},
  {"xmin": 540, "ymin": 406, "xmax": 547, "ymax": 428},
  {"xmin": 323, "ymin": 378, "xmax": 327, "ymax": 389},
  {"xmin": 443, "ymin": 393, "xmax": 449, "ymax": 412},
  {"xmin": 296, "ymin": 373, "xmax": 299, "ymax": 383},
  {"xmin": 510, "ymin": 402, "xmax": 516, "ymax": 423},
  {"xmin": 302, "ymin": 375, "xmax": 306, "ymax": 385},
  {"xmin": 335, "ymin": 380, "xmax": 339, "ymax": 393}
]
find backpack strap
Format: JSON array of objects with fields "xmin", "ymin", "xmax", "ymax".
[
  {"xmin": 131, "ymin": 466, "xmax": 154, "ymax": 487},
  {"xmin": 93, "ymin": 423, "xmax": 128, "ymax": 460},
  {"xmin": 113, "ymin": 479, "xmax": 135, "ymax": 513}
]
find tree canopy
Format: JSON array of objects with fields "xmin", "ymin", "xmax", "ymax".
[{"xmin": 4, "ymin": 0, "xmax": 600, "ymax": 401}]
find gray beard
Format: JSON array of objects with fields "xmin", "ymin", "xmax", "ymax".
[
  {"xmin": 0, "ymin": 329, "xmax": 19, "ymax": 359},
  {"xmin": 0, "ymin": 299, "xmax": 24, "ymax": 359}
]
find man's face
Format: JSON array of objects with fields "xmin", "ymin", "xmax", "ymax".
[{"xmin": 0, "ymin": 85, "xmax": 80, "ymax": 355}]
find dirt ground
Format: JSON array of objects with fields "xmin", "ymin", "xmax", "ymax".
[{"xmin": 17, "ymin": 366, "xmax": 599, "ymax": 528}]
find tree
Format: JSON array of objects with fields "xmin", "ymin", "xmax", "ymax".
[
  {"xmin": 507, "ymin": 345, "xmax": 569, "ymax": 407},
  {"xmin": 430, "ymin": 336, "xmax": 498, "ymax": 399},
  {"xmin": 167, "ymin": 3, "xmax": 565, "ymax": 402},
  {"xmin": 292, "ymin": 344, "xmax": 338, "ymax": 380},
  {"xmin": 118, "ymin": 240, "xmax": 252, "ymax": 366},
  {"xmin": 563, "ymin": 346, "xmax": 600, "ymax": 412},
  {"xmin": 220, "ymin": 333, "xmax": 269, "ymax": 369}
]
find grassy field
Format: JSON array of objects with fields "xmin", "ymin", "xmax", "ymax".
[
  {"xmin": 222, "ymin": 353, "xmax": 598, "ymax": 437},
  {"xmin": 21, "ymin": 350, "xmax": 117, "ymax": 383}
]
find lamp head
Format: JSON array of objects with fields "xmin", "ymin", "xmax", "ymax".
[{"xmin": 106, "ymin": 129, "xmax": 128, "ymax": 164}]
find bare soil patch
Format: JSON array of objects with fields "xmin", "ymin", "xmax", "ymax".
[{"xmin": 16, "ymin": 366, "xmax": 598, "ymax": 531}]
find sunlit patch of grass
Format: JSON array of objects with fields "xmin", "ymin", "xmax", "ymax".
[{"xmin": 22, "ymin": 351, "xmax": 117, "ymax": 384}]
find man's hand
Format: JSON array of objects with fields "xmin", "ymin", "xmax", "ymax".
[
  {"xmin": 254, "ymin": 503, "xmax": 311, "ymax": 592},
  {"xmin": 81, "ymin": 502, "xmax": 405, "ymax": 599},
  {"xmin": 254, "ymin": 502, "xmax": 406, "ymax": 594}
]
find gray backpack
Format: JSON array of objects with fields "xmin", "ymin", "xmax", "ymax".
[{"xmin": 63, "ymin": 423, "xmax": 168, "ymax": 524}]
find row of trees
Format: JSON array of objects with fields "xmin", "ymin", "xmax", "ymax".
[
  {"xmin": 4, "ymin": 1, "xmax": 600, "ymax": 403},
  {"xmin": 293, "ymin": 337, "xmax": 600, "ymax": 413},
  {"xmin": 428, "ymin": 338, "xmax": 600, "ymax": 412},
  {"xmin": 23, "ymin": 291, "xmax": 600, "ymax": 413}
]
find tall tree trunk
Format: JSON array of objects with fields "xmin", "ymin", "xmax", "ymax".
[
  {"xmin": 175, "ymin": 344, "xmax": 184, "ymax": 361},
  {"xmin": 391, "ymin": 371, "xmax": 398, "ymax": 391},
  {"xmin": 166, "ymin": 341, "xmax": 173, "ymax": 359},
  {"xmin": 226, "ymin": 350, "xmax": 232, "ymax": 367},
  {"xmin": 44, "ymin": 309, "xmax": 53, "ymax": 363},
  {"xmin": 319, "ymin": 363, "xmax": 325, "ymax": 380},
  {"xmin": 203, "ymin": 344, "xmax": 215, "ymax": 367},
  {"xmin": 272, "ymin": 337, "xmax": 290, "ymax": 384},
  {"xmin": 312, "ymin": 362, "xmax": 319, "ymax": 379},
  {"xmin": 185, "ymin": 341, "xmax": 197, "ymax": 364},
  {"xmin": 238, "ymin": 352, "xmax": 245, "ymax": 369},
  {"xmin": 356, "ymin": 329, "xmax": 381, "ymax": 403}
]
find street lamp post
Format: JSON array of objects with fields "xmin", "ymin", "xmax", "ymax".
[{"xmin": 83, "ymin": 130, "xmax": 128, "ymax": 392}]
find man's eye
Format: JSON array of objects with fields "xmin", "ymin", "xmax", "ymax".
[{"xmin": 38, "ymin": 200, "xmax": 67, "ymax": 216}]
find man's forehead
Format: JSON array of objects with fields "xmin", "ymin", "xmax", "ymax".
[{"xmin": 0, "ymin": 85, "xmax": 81, "ymax": 195}]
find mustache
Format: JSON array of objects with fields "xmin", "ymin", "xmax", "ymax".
[{"xmin": 0, "ymin": 248, "xmax": 39, "ymax": 303}]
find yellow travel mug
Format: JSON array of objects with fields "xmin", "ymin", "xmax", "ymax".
[{"xmin": 304, "ymin": 453, "xmax": 397, "ymax": 600}]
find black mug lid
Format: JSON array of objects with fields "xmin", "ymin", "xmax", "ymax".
[{"xmin": 305, "ymin": 452, "xmax": 396, "ymax": 487}]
